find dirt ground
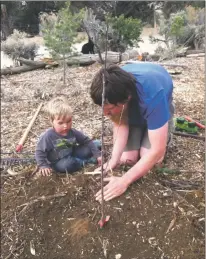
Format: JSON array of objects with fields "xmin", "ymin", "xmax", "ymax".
[{"xmin": 1, "ymin": 56, "xmax": 205, "ymax": 259}]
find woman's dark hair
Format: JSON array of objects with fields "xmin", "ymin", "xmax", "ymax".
[{"xmin": 90, "ymin": 64, "xmax": 136, "ymax": 105}]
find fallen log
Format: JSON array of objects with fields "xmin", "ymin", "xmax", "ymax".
[
  {"xmin": 186, "ymin": 53, "xmax": 205, "ymax": 58},
  {"xmin": 0, "ymin": 50, "xmax": 139, "ymax": 75},
  {"xmin": 186, "ymin": 49, "xmax": 205, "ymax": 55},
  {"xmin": 1, "ymin": 63, "xmax": 46, "ymax": 76},
  {"xmin": 75, "ymin": 50, "xmax": 139, "ymax": 65},
  {"xmin": 1, "ymin": 58, "xmax": 59, "ymax": 76},
  {"xmin": 17, "ymin": 58, "xmax": 46, "ymax": 66},
  {"xmin": 18, "ymin": 57, "xmax": 59, "ymax": 68},
  {"xmin": 66, "ymin": 56, "xmax": 96, "ymax": 66}
]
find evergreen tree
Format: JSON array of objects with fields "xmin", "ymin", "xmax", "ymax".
[{"xmin": 43, "ymin": 1, "xmax": 84, "ymax": 85}]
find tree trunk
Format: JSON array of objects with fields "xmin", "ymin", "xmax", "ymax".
[{"xmin": 1, "ymin": 4, "xmax": 11, "ymax": 40}]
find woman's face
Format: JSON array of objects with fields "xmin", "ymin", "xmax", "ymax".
[{"xmin": 103, "ymin": 103, "xmax": 125, "ymax": 117}]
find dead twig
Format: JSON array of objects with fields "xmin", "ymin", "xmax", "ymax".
[
  {"xmin": 99, "ymin": 237, "xmax": 109, "ymax": 258},
  {"xmin": 166, "ymin": 215, "xmax": 177, "ymax": 234},
  {"xmin": 91, "ymin": 207, "xmax": 98, "ymax": 221},
  {"xmin": 142, "ymin": 192, "xmax": 153, "ymax": 205}
]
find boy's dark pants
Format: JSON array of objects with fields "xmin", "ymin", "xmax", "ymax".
[{"xmin": 51, "ymin": 141, "xmax": 100, "ymax": 173}]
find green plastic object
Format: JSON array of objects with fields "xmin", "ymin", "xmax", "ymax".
[{"xmin": 175, "ymin": 117, "xmax": 198, "ymax": 134}]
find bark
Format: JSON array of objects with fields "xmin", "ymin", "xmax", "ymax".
[
  {"xmin": 1, "ymin": 64, "xmax": 46, "ymax": 76},
  {"xmin": 17, "ymin": 58, "xmax": 46, "ymax": 66},
  {"xmin": 1, "ymin": 4, "xmax": 11, "ymax": 40},
  {"xmin": 186, "ymin": 49, "xmax": 205, "ymax": 55}
]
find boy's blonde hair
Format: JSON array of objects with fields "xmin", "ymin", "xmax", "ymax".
[{"xmin": 46, "ymin": 96, "xmax": 72, "ymax": 121}]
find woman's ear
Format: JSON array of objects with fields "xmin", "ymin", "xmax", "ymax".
[{"xmin": 128, "ymin": 95, "xmax": 132, "ymax": 101}]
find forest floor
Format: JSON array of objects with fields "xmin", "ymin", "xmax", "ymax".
[{"xmin": 1, "ymin": 56, "xmax": 205, "ymax": 259}]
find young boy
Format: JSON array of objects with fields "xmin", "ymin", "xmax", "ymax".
[{"xmin": 35, "ymin": 96, "xmax": 101, "ymax": 176}]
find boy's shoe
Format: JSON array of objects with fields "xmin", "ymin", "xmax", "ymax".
[
  {"xmin": 93, "ymin": 140, "xmax": 101, "ymax": 150},
  {"xmin": 85, "ymin": 157, "xmax": 98, "ymax": 164}
]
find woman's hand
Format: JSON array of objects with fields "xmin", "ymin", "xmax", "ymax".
[
  {"xmin": 94, "ymin": 158, "xmax": 118, "ymax": 173},
  {"xmin": 95, "ymin": 176, "xmax": 129, "ymax": 201}
]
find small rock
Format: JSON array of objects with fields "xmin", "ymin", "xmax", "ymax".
[{"xmin": 115, "ymin": 254, "xmax": 122, "ymax": 259}]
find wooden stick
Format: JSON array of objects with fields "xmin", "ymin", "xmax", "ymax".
[
  {"xmin": 16, "ymin": 103, "xmax": 43, "ymax": 152},
  {"xmin": 172, "ymin": 131, "xmax": 205, "ymax": 140},
  {"xmin": 84, "ymin": 171, "xmax": 101, "ymax": 175}
]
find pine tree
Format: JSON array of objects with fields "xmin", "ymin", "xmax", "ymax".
[{"xmin": 43, "ymin": 1, "xmax": 84, "ymax": 85}]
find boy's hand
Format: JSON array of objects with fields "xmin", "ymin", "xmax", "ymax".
[
  {"xmin": 97, "ymin": 156, "xmax": 102, "ymax": 166},
  {"xmin": 39, "ymin": 167, "xmax": 52, "ymax": 176}
]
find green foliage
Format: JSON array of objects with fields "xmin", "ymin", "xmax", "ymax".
[
  {"xmin": 176, "ymin": 6, "xmax": 205, "ymax": 49},
  {"xmin": 1, "ymin": 29, "xmax": 38, "ymax": 64},
  {"xmin": 150, "ymin": 6, "xmax": 205, "ymax": 51},
  {"xmin": 83, "ymin": 11, "xmax": 142, "ymax": 54},
  {"xmin": 170, "ymin": 13, "xmax": 186, "ymax": 36},
  {"xmin": 42, "ymin": 1, "xmax": 84, "ymax": 58},
  {"xmin": 107, "ymin": 14, "xmax": 142, "ymax": 48}
]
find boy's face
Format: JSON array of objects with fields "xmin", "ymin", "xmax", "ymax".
[{"xmin": 52, "ymin": 115, "xmax": 72, "ymax": 136}]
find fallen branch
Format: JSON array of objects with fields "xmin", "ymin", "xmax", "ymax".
[{"xmin": 172, "ymin": 131, "xmax": 205, "ymax": 140}]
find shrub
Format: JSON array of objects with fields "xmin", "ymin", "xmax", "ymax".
[
  {"xmin": 150, "ymin": 6, "xmax": 205, "ymax": 51},
  {"xmin": 1, "ymin": 29, "xmax": 38, "ymax": 65}
]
